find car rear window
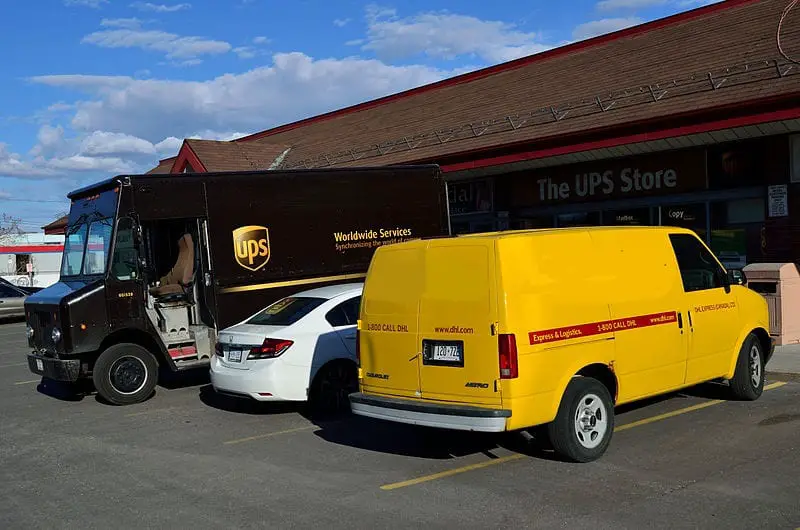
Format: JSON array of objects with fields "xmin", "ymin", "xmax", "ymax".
[{"xmin": 247, "ymin": 297, "xmax": 326, "ymax": 326}]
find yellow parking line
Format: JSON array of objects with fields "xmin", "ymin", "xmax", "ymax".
[
  {"xmin": 379, "ymin": 381, "xmax": 789, "ymax": 491},
  {"xmin": 380, "ymin": 454, "xmax": 525, "ymax": 491},
  {"xmin": 14, "ymin": 379, "xmax": 40, "ymax": 385},
  {"xmin": 616, "ymin": 381, "xmax": 787, "ymax": 432},
  {"xmin": 223, "ymin": 425, "xmax": 315, "ymax": 445}
]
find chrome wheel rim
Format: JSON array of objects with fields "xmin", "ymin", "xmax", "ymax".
[
  {"xmin": 749, "ymin": 345, "xmax": 762, "ymax": 388},
  {"xmin": 574, "ymin": 393, "xmax": 608, "ymax": 450}
]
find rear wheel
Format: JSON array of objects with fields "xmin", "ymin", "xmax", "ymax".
[
  {"xmin": 93, "ymin": 343, "xmax": 159, "ymax": 405},
  {"xmin": 547, "ymin": 376, "xmax": 614, "ymax": 463},
  {"xmin": 729, "ymin": 333, "xmax": 764, "ymax": 401},
  {"xmin": 309, "ymin": 360, "xmax": 358, "ymax": 417}
]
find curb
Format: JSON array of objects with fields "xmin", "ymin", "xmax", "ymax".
[{"xmin": 766, "ymin": 371, "xmax": 800, "ymax": 383}]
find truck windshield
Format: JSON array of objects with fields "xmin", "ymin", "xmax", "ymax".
[{"xmin": 60, "ymin": 218, "xmax": 114, "ymax": 277}]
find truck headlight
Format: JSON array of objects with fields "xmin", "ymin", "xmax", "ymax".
[
  {"xmin": 51, "ymin": 327, "xmax": 62, "ymax": 344},
  {"xmin": 26, "ymin": 325, "xmax": 34, "ymax": 340}
]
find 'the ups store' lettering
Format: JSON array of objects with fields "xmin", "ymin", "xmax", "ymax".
[
  {"xmin": 529, "ymin": 311, "xmax": 678, "ymax": 345},
  {"xmin": 367, "ymin": 323, "xmax": 410, "ymax": 333}
]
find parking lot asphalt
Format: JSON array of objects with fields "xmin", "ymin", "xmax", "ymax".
[{"xmin": 1, "ymin": 320, "xmax": 798, "ymax": 530}]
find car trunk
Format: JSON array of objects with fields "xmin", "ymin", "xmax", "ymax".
[{"xmin": 217, "ymin": 323, "xmax": 286, "ymax": 371}]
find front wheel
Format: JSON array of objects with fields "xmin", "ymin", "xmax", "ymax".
[
  {"xmin": 729, "ymin": 333, "xmax": 765, "ymax": 401},
  {"xmin": 547, "ymin": 376, "xmax": 615, "ymax": 463},
  {"xmin": 92, "ymin": 343, "xmax": 159, "ymax": 405}
]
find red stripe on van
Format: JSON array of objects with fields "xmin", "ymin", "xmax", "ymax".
[{"xmin": 529, "ymin": 311, "xmax": 678, "ymax": 345}]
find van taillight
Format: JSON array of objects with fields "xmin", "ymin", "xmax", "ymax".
[
  {"xmin": 498, "ymin": 333, "xmax": 518, "ymax": 379},
  {"xmin": 355, "ymin": 329, "xmax": 361, "ymax": 366}
]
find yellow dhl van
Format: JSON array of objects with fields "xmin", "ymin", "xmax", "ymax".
[{"xmin": 349, "ymin": 226, "xmax": 773, "ymax": 462}]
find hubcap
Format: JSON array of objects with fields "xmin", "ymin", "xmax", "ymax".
[
  {"xmin": 574, "ymin": 393, "xmax": 608, "ymax": 450},
  {"xmin": 749, "ymin": 345, "xmax": 762, "ymax": 388},
  {"xmin": 109, "ymin": 356, "xmax": 148, "ymax": 395}
]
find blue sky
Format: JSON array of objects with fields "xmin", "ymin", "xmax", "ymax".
[{"xmin": 0, "ymin": 0, "xmax": 718, "ymax": 231}]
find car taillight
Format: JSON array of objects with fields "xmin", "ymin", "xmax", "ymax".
[
  {"xmin": 248, "ymin": 338, "xmax": 293, "ymax": 360},
  {"xmin": 498, "ymin": 333, "xmax": 518, "ymax": 379},
  {"xmin": 214, "ymin": 342, "xmax": 223, "ymax": 356}
]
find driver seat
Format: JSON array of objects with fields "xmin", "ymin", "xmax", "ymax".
[{"xmin": 149, "ymin": 233, "xmax": 195, "ymax": 304}]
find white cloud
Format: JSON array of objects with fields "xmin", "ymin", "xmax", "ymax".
[
  {"xmin": 597, "ymin": 0, "xmax": 667, "ymax": 10},
  {"xmin": 572, "ymin": 17, "xmax": 642, "ymax": 40},
  {"xmin": 234, "ymin": 46, "xmax": 257, "ymax": 59},
  {"xmin": 64, "ymin": 0, "xmax": 108, "ymax": 8},
  {"xmin": 130, "ymin": 2, "xmax": 191, "ymax": 12},
  {"xmin": 80, "ymin": 131, "xmax": 158, "ymax": 156},
  {"xmin": 101, "ymin": 18, "xmax": 144, "ymax": 29},
  {"xmin": 82, "ymin": 29, "xmax": 231, "ymax": 59},
  {"xmin": 361, "ymin": 5, "xmax": 550, "ymax": 63},
  {"xmin": 333, "ymin": 18, "xmax": 351, "ymax": 27},
  {"xmin": 30, "ymin": 52, "xmax": 454, "ymax": 142},
  {"xmin": 252, "ymin": 36, "xmax": 270, "ymax": 45}
]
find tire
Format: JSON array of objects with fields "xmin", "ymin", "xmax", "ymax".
[
  {"xmin": 729, "ymin": 333, "xmax": 765, "ymax": 401},
  {"xmin": 547, "ymin": 376, "xmax": 615, "ymax": 463},
  {"xmin": 308, "ymin": 360, "xmax": 358, "ymax": 417},
  {"xmin": 92, "ymin": 343, "xmax": 159, "ymax": 405}
]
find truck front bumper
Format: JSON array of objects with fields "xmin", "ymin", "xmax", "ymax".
[
  {"xmin": 27, "ymin": 352, "xmax": 82, "ymax": 382},
  {"xmin": 349, "ymin": 392, "xmax": 511, "ymax": 433}
]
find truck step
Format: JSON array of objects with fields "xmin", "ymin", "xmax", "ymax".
[{"xmin": 174, "ymin": 358, "xmax": 210, "ymax": 371}]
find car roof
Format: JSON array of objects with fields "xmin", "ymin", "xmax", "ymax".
[{"xmin": 291, "ymin": 282, "xmax": 363, "ymax": 300}]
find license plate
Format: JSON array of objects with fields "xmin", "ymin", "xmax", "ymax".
[
  {"xmin": 432, "ymin": 345, "xmax": 461, "ymax": 362},
  {"xmin": 36, "ymin": 359, "xmax": 44, "ymax": 371},
  {"xmin": 423, "ymin": 340, "xmax": 464, "ymax": 366},
  {"xmin": 228, "ymin": 350, "xmax": 242, "ymax": 363}
]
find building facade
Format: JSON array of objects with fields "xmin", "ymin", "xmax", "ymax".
[{"xmin": 134, "ymin": 0, "xmax": 800, "ymax": 266}]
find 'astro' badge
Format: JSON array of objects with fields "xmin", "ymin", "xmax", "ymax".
[{"xmin": 233, "ymin": 225, "xmax": 270, "ymax": 271}]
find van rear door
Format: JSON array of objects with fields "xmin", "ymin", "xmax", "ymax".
[
  {"xmin": 417, "ymin": 240, "xmax": 502, "ymax": 406},
  {"xmin": 359, "ymin": 245, "xmax": 424, "ymax": 399}
]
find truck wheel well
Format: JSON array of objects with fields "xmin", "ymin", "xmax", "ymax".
[
  {"xmin": 576, "ymin": 364, "xmax": 618, "ymax": 404},
  {"xmin": 99, "ymin": 329, "xmax": 163, "ymax": 368}
]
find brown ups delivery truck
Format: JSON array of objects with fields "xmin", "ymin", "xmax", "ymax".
[{"xmin": 24, "ymin": 165, "xmax": 449, "ymax": 405}]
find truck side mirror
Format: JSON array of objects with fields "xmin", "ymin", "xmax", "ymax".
[{"xmin": 727, "ymin": 269, "xmax": 747, "ymax": 286}]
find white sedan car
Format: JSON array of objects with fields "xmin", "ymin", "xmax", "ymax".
[{"xmin": 210, "ymin": 283, "xmax": 362, "ymax": 414}]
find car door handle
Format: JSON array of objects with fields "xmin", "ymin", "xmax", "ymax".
[{"xmin": 687, "ymin": 310, "xmax": 693, "ymax": 330}]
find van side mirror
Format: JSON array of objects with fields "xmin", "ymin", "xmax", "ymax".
[{"xmin": 727, "ymin": 269, "xmax": 747, "ymax": 286}]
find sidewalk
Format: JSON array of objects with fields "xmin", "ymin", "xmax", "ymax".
[{"xmin": 767, "ymin": 343, "xmax": 800, "ymax": 382}]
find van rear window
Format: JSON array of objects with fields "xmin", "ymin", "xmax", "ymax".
[{"xmin": 247, "ymin": 297, "xmax": 326, "ymax": 326}]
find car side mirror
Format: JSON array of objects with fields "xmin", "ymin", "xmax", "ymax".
[{"xmin": 727, "ymin": 269, "xmax": 747, "ymax": 286}]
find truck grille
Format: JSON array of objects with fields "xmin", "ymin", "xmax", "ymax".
[{"xmin": 30, "ymin": 311, "xmax": 53, "ymax": 350}]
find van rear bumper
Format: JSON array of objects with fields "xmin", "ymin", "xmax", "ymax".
[{"xmin": 349, "ymin": 392, "xmax": 511, "ymax": 433}]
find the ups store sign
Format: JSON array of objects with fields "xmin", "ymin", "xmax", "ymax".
[{"xmin": 507, "ymin": 147, "xmax": 708, "ymax": 208}]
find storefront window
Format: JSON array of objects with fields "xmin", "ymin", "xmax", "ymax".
[
  {"xmin": 557, "ymin": 211, "xmax": 600, "ymax": 228},
  {"xmin": 513, "ymin": 216, "xmax": 555, "ymax": 230},
  {"xmin": 661, "ymin": 204, "xmax": 707, "ymax": 240},
  {"xmin": 710, "ymin": 198, "xmax": 765, "ymax": 269},
  {"xmin": 604, "ymin": 208, "xmax": 652, "ymax": 226}
]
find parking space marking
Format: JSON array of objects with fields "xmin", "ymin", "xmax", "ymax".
[
  {"xmin": 0, "ymin": 362, "xmax": 27, "ymax": 369},
  {"xmin": 615, "ymin": 381, "xmax": 787, "ymax": 432},
  {"xmin": 223, "ymin": 425, "xmax": 315, "ymax": 445},
  {"xmin": 14, "ymin": 379, "xmax": 40, "ymax": 385},
  {"xmin": 380, "ymin": 454, "xmax": 525, "ymax": 491},
  {"xmin": 379, "ymin": 381, "xmax": 789, "ymax": 491}
]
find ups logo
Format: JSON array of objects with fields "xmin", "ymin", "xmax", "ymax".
[{"xmin": 233, "ymin": 225, "xmax": 270, "ymax": 271}]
